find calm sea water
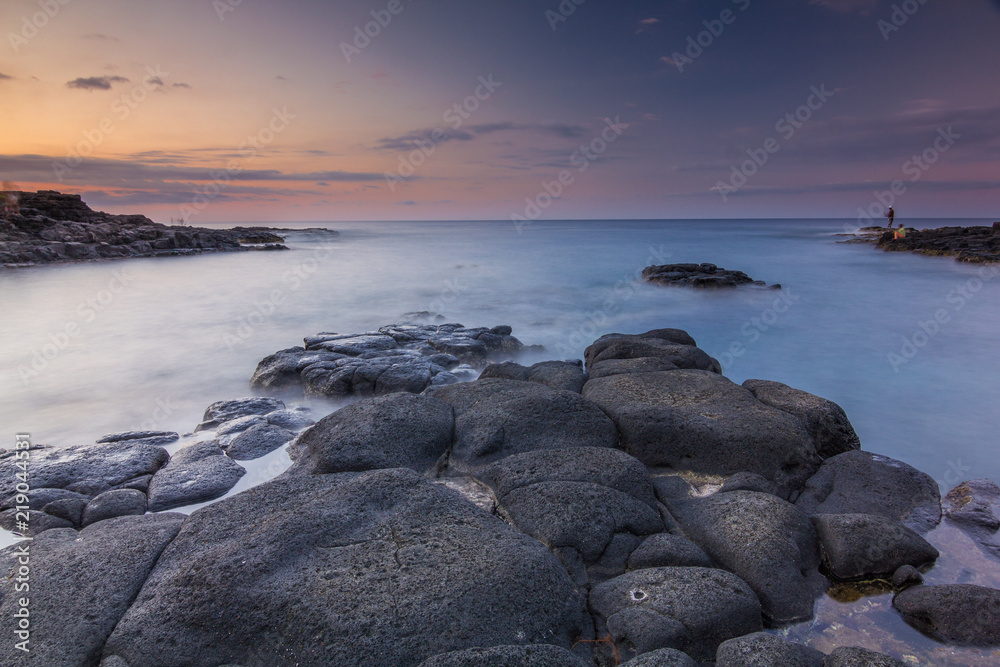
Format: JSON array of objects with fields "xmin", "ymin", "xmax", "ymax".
[{"xmin": 2, "ymin": 218, "xmax": 997, "ymax": 489}]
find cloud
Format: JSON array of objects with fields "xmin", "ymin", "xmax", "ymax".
[
  {"xmin": 172, "ymin": 82, "xmax": 192, "ymax": 89},
  {"xmin": 66, "ymin": 76, "xmax": 130, "ymax": 90},
  {"xmin": 374, "ymin": 121, "xmax": 589, "ymax": 152},
  {"xmin": 396, "ymin": 200, "xmax": 417, "ymax": 205},
  {"xmin": 0, "ymin": 73, "xmax": 12, "ymax": 81},
  {"xmin": 81, "ymin": 33, "xmax": 119, "ymax": 41},
  {"xmin": 639, "ymin": 18, "xmax": 661, "ymax": 25}
]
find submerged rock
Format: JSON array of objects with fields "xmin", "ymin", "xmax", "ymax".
[
  {"xmin": 892, "ymin": 584, "xmax": 1000, "ymax": 646},
  {"xmin": 943, "ymin": 479, "xmax": 1000, "ymax": 559},
  {"xmin": 812, "ymin": 513, "xmax": 938, "ymax": 581},
  {"xmin": 102, "ymin": 469, "xmax": 587, "ymax": 666}
]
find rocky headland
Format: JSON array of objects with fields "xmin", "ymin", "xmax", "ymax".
[
  {"xmin": 840, "ymin": 223, "xmax": 1000, "ymax": 264},
  {"xmin": 1, "ymin": 323, "xmax": 999, "ymax": 666},
  {"xmin": 0, "ymin": 190, "xmax": 336, "ymax": 267},
  {"xmin": 642, "ymin": 263, "xmax": 780, "ymax": 289}
]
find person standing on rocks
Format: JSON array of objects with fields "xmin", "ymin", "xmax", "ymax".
[{"xmin": 886, "ymin": 206, "xmax": 895, "ymax": 228}]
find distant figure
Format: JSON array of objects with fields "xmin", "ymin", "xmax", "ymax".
[
  {"xmin": 894, "ymin": 223, "xmax": 906, "ymax": 240},
  {"xmin": 886, "ymin": 206, "xmax": 895, "ymax": 228}
]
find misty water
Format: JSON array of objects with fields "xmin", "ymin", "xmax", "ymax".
[{"xmin": 3, "ymin": 218, "xmax": 1000, "ymax": 663}]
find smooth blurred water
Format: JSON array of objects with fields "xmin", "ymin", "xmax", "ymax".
[{"xmin": 1, "ymin": 218, "xmax": 998, "ymax": 490}]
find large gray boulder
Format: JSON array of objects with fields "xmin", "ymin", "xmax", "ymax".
[
  {"xmin": 289, "ymin": 393, "xmax": 454, "ymax": 475},
  {"xmin": 0, "ymin": 441, "xmax": 168, "ymax": 498},
  {"xmin": 823, "ymin": 647, "xmax": 907, "ymax": 667},
  {"xmin": 417, "ymin": 645, "xmax": 589, "ymax": 666},
  {"xmin": 584, "ymin": 330, "xmax": 718, "ymax": 373},
  {"xmin": 795, "ymin": 451, "xmax": 941, "ymax": 533},
  {"xmin": 619, "ymin": 648, "xmax": 698, "ymax": 667},
  {"xmin": 588, "ymin": 357, "xmax": 681, "ymax": 380},
  {"xmin": 590, "ymin": 567, "xmax": 762, "ymax": 662},
  {"xmin": 715, "ymin": 632, "xmax": 825, "ymax": 667},
  {"xmin": 195, "ymin": 397, "xmax": 286, "ymax": 431},
  {"xmin": 584, "ymin": 370, "xmax": 819, "ymax": 495},
  {"xmin": 666, "ymin": 491, "xmax": 824, "ymax": 625},
  {"xmin": 146, "ymin": 441, "xmax": 246, "ymax": 512},
  {"xmin": 223, "ymin": 423, "xmax": 294, "ymax": 460},
  {"xmin": 742, "ymin": 380, "xmax": 860, "ymax": 459},
  {"xmin": 0, "ymin": 513, "xmax": 184, "ymax": 667},
  {"xmin": 627, "ymin": 533, "xmax": 712, "ymax": 570},
  {"xmin": 102, "ymin": 469, "xmax": 587, "ymax": 666},
  {"xmin": 892, "ymin": 584, "xmax": 1000, "ymax": 646},
  {"xmin": 81, "ymin": 488, "xmax": 147, "ymax": 526},
  {"xmin": 433, "ymin": 379, "xmax": 619, "ymax": 472},
  {"xmin": 812, "ymin": 513, "xmax": 938, "ymax": 580},
  {"xmin": 943, "ymin": 479, "xmax": 1000, "ymax": 559}
]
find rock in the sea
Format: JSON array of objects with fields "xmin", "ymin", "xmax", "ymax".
[
  {"xmin": 0, "ymin": 513, "xmax": 184, "ymax": 667},
  {"xmin": 81, "ymin": 488, "xmax": 147, "ymax": 526},
  {"xmin": 642, "ymin": 263, "xmax": 767, "ymax": 289},
  {"xmin": 811, "ymin": 513, "xmax": 938, "ymax": 581},
  {"xmin": 289, "ymin": 393, "xmax": 454, "ymax": 475},
  {"xmin": 584, "ymin": 329, "xmax": 719, "ymax": 374},
  {"xmin": 715, "ymin": 632, "xmax": 825, "ymax": 667},
  {"xmin": 101, "ymin": 469, "xmax": 587, "ymax": 666},
  {"xmin": 666, "ymin": 491, "xmax": 824, "ymax": 625},
  {"xmin": 195, "ymin": 397, "xmax": 286, "ymax": 431},
  {"xmin": 0, "ymin": 441, "xmax": 168, "ymax": 498},
  {"xmin": 223, "ymin": 423, "xmax": 294, "ymax": 460},
  {"xmin": 433, "ymin": 379, "xmax": 619, "ymax": 472},
  {"xmin": 417, "ymin": 645, "xmax": 590, "ymax": 667},
  {"xmin": 891, "ymin": 564, "xmax": 924, "ymax": 588},
  {"xmin": 943, "ymin": 479, "xmax": 1000, "ymax": 559},
  {"xmin": 742, "ymin": 380, "xmax": 860, "ymax": 459},
  {"xmin": 619, "ymin": 648, "xmax": 698, "ymax": 667},
  {"xmin": 480, "ymin": 360, "xmax": 588, "ymax": 393},
  {"xmin": 590, "ymin": 567, "xmax": 762, "ymax": 662},
  {"xmin": 96, "ymin": 430, "xmax": 180, "ymax": 447},
  {"xmin": 583, "ymin": 370, "xmax": 819, "ymax": 495},
  {"xmin": 145, "ymin": 441, "xmax": 246, "ymax": 512},
  {"xmin": 892, "ymin": 584, "xmax": 1000, "ymax": 646},
  {"xmin": 795, "ymin": 450, "xmax": 941, "ymax": 533},
  {"xmin": 823, "ymin": 646, "xmax": 907, "ymax": 667}
]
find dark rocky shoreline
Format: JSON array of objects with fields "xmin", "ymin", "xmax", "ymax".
[
  {"xmin": 642, "ymin": 263, "xmax": 780, "ymax": 289},
  {"xmin": 2, "ymin": 323, "xmax": 998, "ymax": 666},
  {"xmin": 841, "ymin": 223, "xmax": 1000, "ymax": 264},
  {"xmin": 0, "ymin": 190, "xmax": 337, "ymax": 267}
]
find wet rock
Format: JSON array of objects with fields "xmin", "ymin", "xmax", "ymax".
[
  {"xmin": 433, "ymin": 379, "xmax": 619, "ymax": 472},
  {"xmin": 0, "ymin": 513, "xmax": 184, "ymax": 667},
  {"xmin": 264, "ymin": 408, "xmax": 315, "ymax": 431},
  {"xmin": 97, "ymin": 431, "xmax": 180, "ymax": 447},
  {"xmin": 627, "ymin": 533, "xmax": 712, "ymax": 570},
  {"xmin": 642, "ymin": 263, "xmax": 768, "ymax": 289},
  {"xmin": 417, "ymin": 645, "xmax": 590, "ymax": 667},
  {"xmin": 892, "ymin": 584, "xmax": 1000, "ymax": 646},
  {"xmin": 289, "ymin": 393, "xmax": 454, "ymax": 475},
  {"xmin": 224, "ymin": 423, "xmax": 294, "ymax": 461},
  {"xmin": 795, "ymin": 451, "xmax": 941, "ymax": 533},
  {"xmin": 590, "ymin": 567, "xmax": 763, "ymax": 662},
  {"xmin": 215, "ymin": 415, "xmax": 267, "ymax": 436},
  {"xmin": 742, "ymin": 380, "xmax": 860, "ymax": 459},
  {"xmin": 588, "ymin": 357, "xmax": 682, "ymax": 380},
  {"xmin": 619, "ymin": 648, "xmax": 698, "ymax": 667},
  {"xmin": 584, "ymin": 330, "xmax": 718, "ymax": 373},
  {"xmin": 823, "ymin": 646, "xmax": 907, "ymax": 667},
  {"xmin": 0, "ymin": 441, "xmax": 168, "ymax": 499},
  {"xmin": 82, "ymin": 488, "xmax": 147, "ymax": 527},
  {"xmin": 891, "ymin": 564, "xmax": 923, "ymax": 589},
  {"xmin": 715, "ymin": 632, "xmax": 825, "ymax": 667},
  {"xmin": 42, "ymin": 497, "xmax": 88, "ymax": 527},
  {"xmin": 480, "ymin": 360, "xmax": 588, "ymax": 393},
  {"xmin": 812, "ymin": 513, "xmax": 938, "ymax": 581},
  {"xmin": 666, "ymin": 491, "xmax": 824, "ymax": 625},
  {"xmin": 943, "ymin": 479, "xmax": 1000, "ymax": 559},
  {"xmin": 195, "ymin": 397, "xmax": 286, "ymax": 431},
  {"xmin": 146, "ymin": 441, "xmax": 246, "ymax": 512},
  {"xmin": 101, "ymin": 469, "xmax": 587, "ymax": 667},
  {"xmin": 0, "ymin": 509, "xmax": 73, "ymax": 536},
  {"xmin": 583, "ymin": 370, "xmax": 819, "ymax": 495}
]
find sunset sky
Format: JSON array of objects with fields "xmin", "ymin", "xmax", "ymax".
[{"xmin": 1, "ymin": 0, "xmax": 999, "ymax": 222}]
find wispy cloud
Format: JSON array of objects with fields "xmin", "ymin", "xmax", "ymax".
[
  {"xmin": 66, "ymin": 75, "xmax": 130, "ymax": 90},
  {"xmin": 172, "ymin": 82, "xmax": 192, "ymax": 89},
  {"xmin": 0, "ymin": 73, "xmax": 13, "ymax": 81},
  {"xmin": 374, "ymin": 121, "xmax": 589, "ymax": 152}
]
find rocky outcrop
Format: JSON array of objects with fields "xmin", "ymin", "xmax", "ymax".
[
  {"xmin": 892, "ymin": 584, "xmax": 1000, "ymax": 646},
  {"xmin": 943, "ymin": 479, "xmax": 1000, "ymax": 559},
  {"xmin": 875, "ymin": 223, "xmax": 1000, "ymax": 263},
  {"xmin": 251, "ymin": 323, "xmax": 530, "ymax": 399},
  {"xmin": 642, "ymin": 263, "xmax": 779, "ymax": 289},
  {"xmin": 480, "ymin": 360, "xmax": 588, "ymax": 393},
  {"xmin": 101, "ymin": 469, "xmax": 588, "ymax": 666},
  {"xmin": 811, "ymin": 513, "xmax": 938, "ymax": 581},
  {"xmin": 0, "ymin": 190, "xmax": 305, "ymax": 267}
]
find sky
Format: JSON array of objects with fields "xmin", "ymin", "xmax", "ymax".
[{"xmin": 1, "ymin": 0, "xmax": 999, "ymax": 222}]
